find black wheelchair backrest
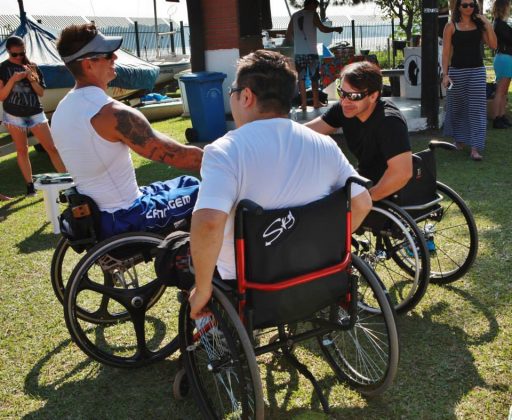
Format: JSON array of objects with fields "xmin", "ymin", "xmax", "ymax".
[
  {"xmin": 235, "ymin": 186, "xmax": 351, "ymax": 328},
  {"xmin": 392, "ymin": 147, "xmax": 438, "ymax": 207}
]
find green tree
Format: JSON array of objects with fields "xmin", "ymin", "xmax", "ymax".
[
  {"xmin": 286, "ymin": 0, "xmax": 347, "ymax": 21},
  {"xmin": 374, "ymin": 0, "xmax": 421, "ymax": 43}
]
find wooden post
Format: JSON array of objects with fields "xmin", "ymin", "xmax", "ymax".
[{"xmin": 421, "ymin": 0, "xmax": 439, "ymax": 128}]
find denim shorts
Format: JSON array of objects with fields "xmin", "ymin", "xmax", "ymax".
[{"xmin": 2, "ymin": 111, "xmax": 48, "ymax": 129}]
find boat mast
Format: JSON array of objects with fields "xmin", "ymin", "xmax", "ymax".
[
  {"xmin": 18, "ymin": 0, "xmax": 27, "ymax": 25},
  {"xmin": 153, "ymin": 0, "xmax": 160, "ymax": 58}
]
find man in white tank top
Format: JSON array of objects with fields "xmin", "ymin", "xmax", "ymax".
[
  {"xmin": 51, "ymin": 24, "xmax": 203, "ymax": 239},
  {"xmin": 285, "ymin": 0, "xmax": 343, "ymax": 111}
]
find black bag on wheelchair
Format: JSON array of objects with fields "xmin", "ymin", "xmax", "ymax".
[
  {"xmin": 154, "ymin": 231, "xmax": 195, "ymax": 290},
  {"xmin": 58, "ymin": 188, "xmax": 101, "ymax": 253},
  {"xmin": 238, "ymin": 188, "xmax": 350, "ymax": 329}
]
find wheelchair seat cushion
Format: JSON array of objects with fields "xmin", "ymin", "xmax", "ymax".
[{"xmin": 238, "ymin": 187, "xmax": 350, "ymax": 328}]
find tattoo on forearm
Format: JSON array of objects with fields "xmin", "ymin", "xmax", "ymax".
[{"xmin": 114, "ymin": 109, "xmax": 153, "ymax": 146}]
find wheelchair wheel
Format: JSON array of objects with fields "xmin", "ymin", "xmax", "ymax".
[
  {"xmin": 415, "ymin": 182, "xmax": 478, "ymax": 284},
  {"xmin": 179, "ymin": 286, "xmax": 265, "ymax": 419},
  {"xmin": 353, "ymin": 200, "xmax": 430, "ymax": 314},
  {"xmin": 50, "ymin": 236, "xmax": 88, "ymax": 305},
  {"xmin": 317, "ymin": 255, "xmax": 399, "ymax": 396},
  {"xmin": 64, "ymin": 233, "xmax": 178, "ymax": 368}
]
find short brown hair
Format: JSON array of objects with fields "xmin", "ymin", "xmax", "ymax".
[
  {"xmin": 340, "ymin": 61, "xmax": 383, "ymax": 96},
  {"xmin": 57, "ymin": 23, "xmax": 97, "ymax": 76},
  {"xmin": 236, "ymin": 50, "xmax": 297, "ymax": 115}
]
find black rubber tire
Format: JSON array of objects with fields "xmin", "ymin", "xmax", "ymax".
[
  {"xmin": 172, "ymin": 368, "xmax": 189, "ymax": 400},
  {"xmin": 179, "ymin": 286, "xmax": 265, "ymax": 419},
  {"xmin": 417, "ymin": 182, "xmax": 478, "ymax": 284},
  {"xmin": 317, "ymin": 255, "xmax": 400, "ymax": 397},
  {"xmin": 353, "ymin": 200, "xmax": 431, "ymax": 314},
  {"xmin": 64, "ymin": 233, "xmax": 178, "ymax": 368},
  {"xmin": 50, "ymin": 236, "xmax": 88, "ymax": 305}
]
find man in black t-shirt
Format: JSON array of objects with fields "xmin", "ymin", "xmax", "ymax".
[{"xmin": 306, "ymin": 61, "xmax": 412, "ymax": 201}]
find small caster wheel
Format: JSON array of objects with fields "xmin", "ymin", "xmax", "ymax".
[
  {"xmin": 185, "ymin": 128, "xmax": 199, "ymax": 143},
  {"xmin": 173, "ymin": 368, "xmax": 189, "ymax": 400}
]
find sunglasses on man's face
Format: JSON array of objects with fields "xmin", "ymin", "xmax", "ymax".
[
  {"xmin": 75, "ymin": 52, "xmax": 115, "ymax": 62},
  {"xmin": 228, "ymin": 86, "xmax": 245, "ymax": 96},
  {"xmin": 460, "ymin": 3, "xmax": 476, "ymax": 8},
  {"xmin": 337, "ymin": 86, "xmax": 370, "ymax": 101},
  {"xmin": 9, "ymin": 51, "xmax": 26, "ymax": 58}
]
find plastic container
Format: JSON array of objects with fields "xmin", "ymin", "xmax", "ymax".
[{"xmin": 179, "ymin": 71, "xmax": 227, "ymax": 142}]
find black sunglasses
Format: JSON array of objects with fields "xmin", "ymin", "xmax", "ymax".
[
  {"xmin": 9, "ymin": 51, "xmax": 26, "ymax": 58},
  {"xmin": 337, "ymin": 86, "xmax": 369, "ymax": 101},
  {"xmin": 228, "ymin": 86, "xmax": 245, "ymax": 96},
  {"xmin": 460, "ymin": 3, "xmax": 476, "ymax": 8},
  {"xmin": 75, "ymin": 52, "xmax": 115, "ymax": 62}
]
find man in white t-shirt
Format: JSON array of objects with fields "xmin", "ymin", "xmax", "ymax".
[
  {"xmin": 188, "ymin": 49, "xmax": 372, "ymax": 319},
  {"xmin": 285, "ymin": 0, "xmax": 342, "ymax": 111}
]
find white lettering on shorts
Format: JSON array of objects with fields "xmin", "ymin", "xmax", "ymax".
[
  {"xmin": 262, "ymin": 211, "xmax": 296, "ymax": 247},
  {"xmin": 146, "ymin": 195, "xmax": 191, "ymax": 219}
]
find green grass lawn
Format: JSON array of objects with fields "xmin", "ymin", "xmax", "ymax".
[{"xmin": 0, "ymin": 115, "xmax": 511, "ymax": 419}]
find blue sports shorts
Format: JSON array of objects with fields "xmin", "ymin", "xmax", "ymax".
[
  {"xmin": 494, "ymin": 53, "xmax": 512, "ymax": 81},
  {"xmin": 99, "ymin": 175, "xmax": 200, "ymax": 239}
]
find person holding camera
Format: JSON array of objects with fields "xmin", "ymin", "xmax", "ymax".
[
  {"xmin": 0, "ymin": 36, "xmax": 66, "ymax": 196},
  {"xmin": 441, "ymin": 0, "xmax": 497, "ymax": 161}
]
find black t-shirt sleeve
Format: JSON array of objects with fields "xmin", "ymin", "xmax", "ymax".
[
  {"xmin": 377, "ymin": 116, "xmax": 411, "ymax": 162},
  {"xmin": 35, "ymin": 65, "xmax": 46, "ymax": 89},
  {"xmin": 321, "ymin": 102, "xmax": 344, "ymax": 128},
  {"xmin": 0, "ymin": 61, "xmax": 8, "ymax": 84}
]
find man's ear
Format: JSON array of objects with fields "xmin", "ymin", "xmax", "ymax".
[
  {"xmin": 369, "ymin": 90, "xmax": 380, "ymax": 103},
  {"xmin": 241, "ymin": 87, "xmax": 257, "ymax": 109}
]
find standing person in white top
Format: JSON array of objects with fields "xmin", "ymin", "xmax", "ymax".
[
  {"xmin": 51, "ymin": 24, "xmax": 203, "ymax": 239},
  {"xmin": 188, "ymin": 49, "xmax": 372, "ymax": 320},
  {"xmin": 285, "ymin": 0, "xmax": 343, "ymax": 111}
]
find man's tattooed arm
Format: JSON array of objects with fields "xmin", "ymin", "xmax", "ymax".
[{"xmin": 113, "ymin": 106, "xmax": 203, "ymax": 171}]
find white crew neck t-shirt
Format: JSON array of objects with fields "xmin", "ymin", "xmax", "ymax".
[{"xmin": 194, "ymin": 118, "xmax": 365, "ymax": 280}]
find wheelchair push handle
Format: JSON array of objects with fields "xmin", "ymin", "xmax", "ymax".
[
  {"xmin": 429, "ymin": 140, "xmax": 457, "ymax": 151},
  {"xmin": 346, "ymin": 175, "xmax": 372, "ymax": 191},
  {"xmin": 238, "ymin": 199, "xmax": 264, "ymax": 215}
]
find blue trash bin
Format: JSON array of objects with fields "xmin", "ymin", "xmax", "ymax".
[{"xmin": 180, "ymin": 71, "xmax": 227, "ymax": 142}]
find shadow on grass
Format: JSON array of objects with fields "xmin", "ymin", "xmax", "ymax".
[
  {"xmin": 16, "ymin": 224, "xmax": 57, "ymax": 253},
  {"xmin": 260, "ymin": 300, "xmax": 497, "ymax": 419},
  {"xmin": 22, "ymin": 324, "xmax": 195, "ymax": 418}
]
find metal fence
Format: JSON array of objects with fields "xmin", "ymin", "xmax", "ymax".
[{"xmin": 101, "ymin": 24, "xmax": 191, "ymax": 60}]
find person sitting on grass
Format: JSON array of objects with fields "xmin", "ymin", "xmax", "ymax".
[{"xmin": 51, "ymin": 24, "xmax": 203, "ymax": 239}]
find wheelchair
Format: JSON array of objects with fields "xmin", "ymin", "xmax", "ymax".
[
  {"xmin": 50, "ymin": 187, "xmax": 187, "ymax": 316},
  {"xmin": 53, "ymin": 189, "xmax": 188, "ymax": 368},
  {"xmin": 175, "ymin": 177, "xmax": 400, "ymax": 417},
  {"xmin": 352, "ymin": 141, "xmax": 478, "ymax": 314},
  {"xmin": 391, "ymin": 141, "xmax": 478, "ymax": 285}
]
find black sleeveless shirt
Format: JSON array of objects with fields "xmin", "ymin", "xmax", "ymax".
[{"xmin": 451, "ymin": 27, "xmax": 483, "ymax": 68}]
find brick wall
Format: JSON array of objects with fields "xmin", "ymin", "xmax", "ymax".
[{"xmin": 202, "ymin": 0, "xmax": 240, "ymax": 50}]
